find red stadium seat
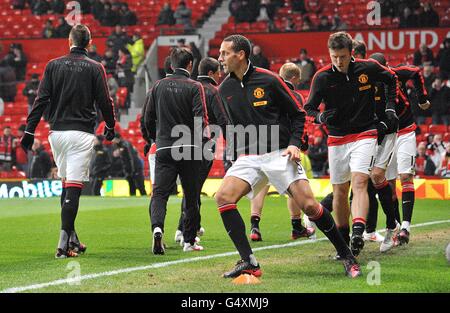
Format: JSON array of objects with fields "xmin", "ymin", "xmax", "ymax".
[{"xmin": 428, "ymin": 124, "xmax": 447, "ymax": 134}]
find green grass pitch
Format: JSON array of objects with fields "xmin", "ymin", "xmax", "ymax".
[{"xmin": 0, "ymin": 196, "xmax": 449, "ymax": 293}]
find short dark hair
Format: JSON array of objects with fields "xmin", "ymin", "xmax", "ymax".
[
  {"xmin": 69, "ymin": 24, "xmax": 91, "ymax": 48},
  {"xmin": 223, "ymin": 34, "xmax": 252, "ymax": 60},
  {"xmin": 369, "ymin": 52, "xmax": 386, "ymax": 66},
  {"xmin": 353, "ymin": 40, "xmax": 367, "ymax": 58},
  {"xmin": 198, "ymin": 57, "xmax": 220, "ymax": 76},
  {"xmin": 170, "ymin": 47, "xmax": 194, "ymax": 69},
  {"xmin": 328, "ymin": 31, "xmax": 353, "ymax": 52},
  {"xmin": 164, "ymin": 56, "xmax": 173, "ymax": 75}
]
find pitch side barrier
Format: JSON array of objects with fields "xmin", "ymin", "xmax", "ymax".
[{"xmin": 1, "ymin": 178, "xmax": 449, "ymax": 199}]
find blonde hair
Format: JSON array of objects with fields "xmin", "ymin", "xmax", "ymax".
[{"xmin": 279, "ymin": 62, "xmax": 301, "ymax": 81}]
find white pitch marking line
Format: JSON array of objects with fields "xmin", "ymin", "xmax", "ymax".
[{"xmin": 2, "ymin": 219, "xmax": 449, "ymax": 293}]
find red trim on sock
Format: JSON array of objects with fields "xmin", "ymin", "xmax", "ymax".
[
  {"xmin": 374, "ymin": 179, "xmax": 389, "ymax": 189},
  {"xmin": 401, "ymin": 181, "xmax": 415, "ymax": 192},
  {"xmin": 62, "ymin": 181, "xmax": 66, "ymax": 188},
  {"xmin": 352, "ymin": 217, "xmax": 367, "ymax": 225},
  {"xmin": 219, "ymin": 203, "xmax": 237, "ymax": 214},
  {"xmin": 309, "ymin": 204, "xmax": 324, "ymax": 221},
  {"xmin": 65, "ymin": 183, "xmax": 83, "ymax": 189},
  {"xmin": 251, "ymin": 213, "xmax": 261, "ymax": 218}
]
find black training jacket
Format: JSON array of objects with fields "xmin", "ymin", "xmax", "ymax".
[
  {"xmin": 218, "ymin": 62, "xmax": 307, "ymax": 157},
  {"xmin": 26, "ymin": 47, "xmax": 115, "ymax": 134},
  {"xmin": 304, "ymin": 58, "xmax": 398, "ymax": 137},
  {"xmin": 142, "ymin": 68, "xmax": 209, "ymax": 149}
]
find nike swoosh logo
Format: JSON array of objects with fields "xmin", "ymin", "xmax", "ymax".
[
  {"xmin": 402, "ymin": 201, "xmax": 411, "ymax": 204},
  {"xmin": 226, "ymin": 96, "xmax": 233, "ymax": 100}
]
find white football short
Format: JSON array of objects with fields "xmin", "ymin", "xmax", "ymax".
[
  {"xmin": 386, "ymin": 131, "xmax": 416, "ymax": 180},
  {"xmin": 328, "ymin": 138, "xmax": 377, "ymax": 184},
  {"xmin": 225, "ymin": 149, "xmax": 308, "ymax": 199},
  {"xmin": 48, "ymin": 130, "xmax": 95, "ymax": 182},
  {"xmin": 374, "ymin": 133, "xmax": 397, "ymax": 170}
]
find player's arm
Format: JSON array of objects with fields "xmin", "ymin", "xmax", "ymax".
[
  {"xmin": 95, "ymin": 64, "xmax": 116, "ymax": 130},
  {"xmin": 25, "ymin": 63, "xmax": 52, "ymax": 135},
  {"xmin": 304, "ymin": 72, "xmax": 326, "ymax": 124},
  {"xmin": 140, "ymin": 90, "xmax": 153, "ymax": 144},
  {"xmin": 397, "ymin": 66, "xmax": 430, "ymax": 109},
  {"xmin": 192, "ymin": 82, "xmax": 210, "ymax": 139},
  {"xmin": 369, "ymin": 60, "xmax": 398, "ymax": 114},
  {"xmin": 143, "ymin": 85, "xmax": 157, "ymax": 141}
]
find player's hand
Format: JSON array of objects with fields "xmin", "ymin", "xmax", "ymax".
[
  {"xmin": 318, "ymin": 109, "xmax": 338, "ymax": 125},
  {"xmin": 385, "ymin": 110, "xmax": 399, "ymax": 133},
  {"xmin": 104, "ymin": 125, "xmax": 115, "ymax": 141},
  {"xmin": 376, "ymin": 122, "xmax": 387, "ymax": 145},
  {"xmin": 143, "ymin": 143, "xmax": 151, "ymax": 157},
  {"xmin": 418, "ymin": 100, "xmax": 431, "ymax": 110},
  {"xmin": 20, "ymin": 132, "xmax": 34, "ymax": 151},
  {"xmin": 282, "ymin": 145, "xmax": 301, "ymax": 162}
]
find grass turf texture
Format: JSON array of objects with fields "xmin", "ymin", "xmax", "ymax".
[{"xmin": 0, "ymin": 197, "xmax": 449, "ymax": 293}]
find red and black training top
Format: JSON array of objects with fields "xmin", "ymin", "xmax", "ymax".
[
  {"xmin": 304, "ymin": 58, "xmax": 398, "ymax": 141},
  {"xmin": 218, "ymin": 62, "xmax": 307, "ymax": 157},
  {"xmin": 26, "ymin": 47, "xmax": 115, "ymax": 135}
]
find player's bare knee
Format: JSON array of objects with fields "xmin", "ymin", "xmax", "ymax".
[
  {"xmin": 371, "ymin": 172, "xmax": 385, "ymax": 186},
  {"xmin": 352, "ymin": 175, "xmax": 368, "ymax": 192},
  {"xmin": 215, "ymin": 189, "xmax": 233, "ymax": 207},
  {"xmin": 303, "ymin": 199, "xmax": 318, "ymax": 216},
  {"xmin": 399, "ymin": 174, "xmax": 413, "ymax": 183}
]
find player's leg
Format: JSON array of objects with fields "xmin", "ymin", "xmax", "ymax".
[
  {"xmin": 348, "ymin": 137, "xmax": 377, "ymax": 256},
  {"xmin": 178, "ymin": 157, "xmax": 203, "ymax": 251},
  {"xmin": 287, "ymin": 197, "xmax": 315, "ymax": 240},
  {"xmin": 333, "ymin": 182, "xmax": 351, "ymax": 246},
  {"xmin": 150, "ymin": 148, "xmax": 179, "ymax": 254},
  {"xmin": 395, "ymin": 132, "xmax": 417, "ymax": 245},
  {"xmin": 363, "ymin": 181, "xmax": 384, "ymax": 242},
  {"xmin": 216, "ymin": 156, "xmax": 264, "ymax": 278},
  {"xmin": 249, "ymin": 185, "xmax": 269, "ymax": 241},
  {"xmin": 287, "ymin": 179, "xmax": 361, "ymax": 278}
]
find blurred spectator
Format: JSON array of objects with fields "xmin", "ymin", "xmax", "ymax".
[
  {"xmin": 413, "ymin": 43, "xmax": 435, "ymax": 67},
  {"xmin": 42, "ymin": 19, "xmax": 56, "ymax": 38},
  {"xmin": 49, "ymin": 0, "xmax": 65, "ymax": 14},
  {"xmin": 54, "ymin": 16, "xmax": 72, "ymax": 38},
  {"xmin": 427, "ymin": 133, "xmax": 446, "ymax": 167},
  {"xmin": 250, "ymin": 45, "xmax": 270, "ymax": 70},
  {"xmin": 378, "ymin": 0, "xmax": 396, "ymax": 18},
  {"xmin": 109, "ymin": 148, "xmax": 124, "ymax": 177},
  {"xmin": 317, "ymin": 16, "xmax": 331, "ymax": 31},
  {"xmin": 331, "ymin": 14, "xmax": 348, "ymax": 31},
  {"xmin": 127, "ymin": 34, "xmax": 145, "ymax": 74},
  {"xmin": 189, "ymin": 42, "xmax": 202, "ymax": 79},
  {"xmin": 174, "ymin": 1, "xmax": 193, "ymax": 31},
  {"xmin": 92, "ymin": 0, "xmax": 107, "ymax": 20},
  {"xmin": 0, "ymin": 126, "xmax": 16, "ymax": 171},
  {"xmin": 0, "ymin": 63, "xmax": 17, "ymax": 102},
  {"xmin": 157, "ymin": 2, "xmax": 176, "ymax": 25},
  {"xmin": 440, "ymin": 142, "xmax": 450, "ymax": 177},
  {"xmin": 23, "ymin": 73, "xmax": 40, "ymax": 113},
  {"xmin": 2, "ymin": 43, "xmax": 27, "ymax": 81},
  {"xmin": 32, "ymin": 0, "xmax": 51, "ymax": 15},
  {"xmin": 100, "ymin": 2, "xmax": 120, "ymax": 26},
  {"xmin": 90, "ymin": 135, "xmax": 111, "ymax": 195},
  {"xmin": 291, "ymin": 0, "xmax": 307, "ymax": 14},
  {"xmin": 430, "ymin": 77, "xmax": 450, "ymax": 125},
  {"xmin": 415, "ymin": 141, "xmax": 436, "ymax": 176},
  {"xmin": 119, "ymin": 3, "xmax": 137, "ymax": 26},
  {"xmin": 29, "ymin": 139, "xmax": 52, "ymax": 179},
  {"xmin": 87, "ymin": 45, "xmax": 103, "ymax": 63},
  {"xmin": 107, "ymin": 25, "xmax": 131, "ymax": 55},
  {"xmin": 0, "ymin": 97, "xmax": 4, "ymax": 116},
  {"xmin": 284, "ymin": 16, "xmax": 296, "ymax": 32},
  {"xmin": 305, "ymin": 0, "xmax": 322, "ymax": 14},
  {"xmin": 107, "ymin": 74, "xmax": 120, "ymax": 118},
  {"xmin": 14, "ymin": 124, "xmax": 29, "ymax": 173},
  {"xmin": 48, "ymin": 167, "xmax": 59, "ymax": 179},
  {"xmin": 257, "ymin": 0, "xmax": 277, "ymax": 28},
  {"xmin": 102, "ymin": 48, "xmax": 117, "ymax": 75},
  {"xmin": 399, "ymin": 7, "xmax": 419, "ymax": 28},
  {"xmin": 12, "ymin": 0, "xmax": 26, "ymax": 10},
  {"xmin": 308, "ymin": 134, "xmax": 328, "ymax": 177},
  {"xmin": 437, "ymin": 38, "xmax": 450, "ymax": 80},
  {"xmin": 294, "ymin": 48, "xmax": 316, "ymax": 89},
  {"xmin": 301, "ymin": 16, "xmax": 314, "ymax": 31},
  {"xmin": 116, "ymin": 47, "xmax": 134, "ymax": 110},
  {"xmin": 422, "ymin": 65, "xmax": 436, "ymax": 94},
  {"xmin": 418, "ymin": 2, "xmax": 439, "ymax": 27},
  {"xmin": 112, "ymin": 134, "xmax": 147, "ymax": 196}
]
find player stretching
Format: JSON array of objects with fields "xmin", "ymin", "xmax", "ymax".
[{"xmin": 216, "ymin": 35, "xmax": 360, "ymax": 279}]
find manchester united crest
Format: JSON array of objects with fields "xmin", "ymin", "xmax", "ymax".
[
  {"xmin": 358, "ymin": 74, "xmax": 369, "ymax": 84},
  {"xmin": 253, "ymin": 88, "xmax": 265, "ymax": 99}
]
